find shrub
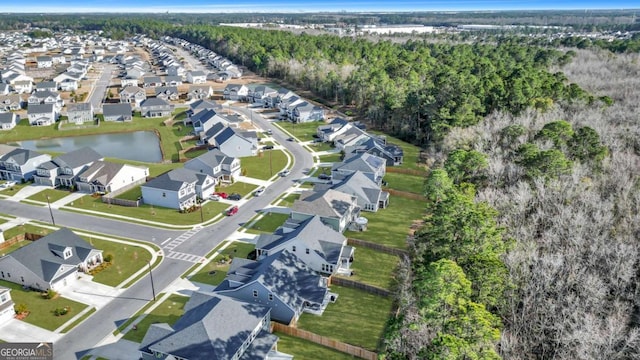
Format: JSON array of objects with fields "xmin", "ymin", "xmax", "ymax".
[
  {"xmin": 14, "ymin": 303, "xmax": 28, "ymax": 315},
  {"xmin": 43, "ymin": 289, "xmax": 57, "ymax": 299},
  {"xmin": 53, "ymin": 306, "xmax": 69, "ymax": 316},
  {"xmin": 104, "ymin": 254, "xmax": 113, "ymax": 263}
]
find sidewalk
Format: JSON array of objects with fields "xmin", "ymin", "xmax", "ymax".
[
  {"xmin": 235, "ymin": 175, "xmax": 273, "ymax": 187},
  {"xmin": 5, "ymin": 184, "xmax": 49, "ymax": 202},
  {"xmin": 50, "ymin": 192, "xmax": 86, "ymax": 209}
]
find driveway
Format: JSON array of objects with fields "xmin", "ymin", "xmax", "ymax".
[
  {"xmin": 6, "ymin": 184, "xmax": 50, "ymax": 202},
  {"xmin": 0, "ymin": 319, "xmax": 63, "ymax": 343},
  {"xmin": 61, "ymin": 274, "xmax": 125, "ymax": 309}
]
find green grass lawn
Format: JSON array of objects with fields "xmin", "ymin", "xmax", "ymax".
[
  {"xmin": 217, "ymin": 181, "xmax": 257, "ymax": 197},
  {"xmin": 115, "ymin": 186, "xmax": 142, "ymax": 201},
  {"xmin": 241, "ymin": 150, "xmax": 288, "ymax": 180},
  {"xmin": 345, "ymin": 246, "xmax": 399, "ymax": 290},
  {"xmin": 274, "ymin": 332, "xmax": 358, "ymax": 360},
  {"xmin": 275, "ymin": 120, "xmax": 324, "ymax": 142},
  {"xmin": 0, "ymin": 182, "xmax": 29, "ymax": 196},
  {"xmin": 274, "ymin": 193, "xmax": 300, "ymax": 207},
  {"xmin": 85, "ymin": 237, "xmax": 153, "ymax": 287},
  {"xmin": 122, "ymin": 294, "xmax": 189, "ymax": 343},
  {"xmin": 183, "ymin": 148, "xmax": 208, "ymax": 159},
  {"xmin": 245, "ymin": 213, "xmax": 289, "ymax": 234},
  {"xmin": 1, "ymin": 224, "xmax": 54, "ymax": 242},
  {"xmin": 66, "ymin": 195, "xmax": 228, "ymax": 226},
  {"xmin": 0, "ymin": 280, "xmax": 89, "ymax": 331},
  {"xmin": 309, "ymin": 142, "xmax": 335, "ymax": 152},
  {"xmin": 319, "ymin": 153, "xmax": 343, "ymax": 163},
  {"xmin": 25, "ymin": 188, "xmax": 72, "ymax": 203},
  {"xmin": 345, "ymin": 198, "xmax": 425, "ymax": 249},
  {"xmin": 369, "ymin": 131, "xmax": 425, "ymax": 172},
  {"xmin": 383, "ymin": 172, "xmax": 425, "ymax": 195},
  {"xmin": 297, "ymin": 285, "xmax": 393, "ymax": 351},
  {"xmin": 189, "ymin": 242, "xmax": 255, "ymax": 286}
]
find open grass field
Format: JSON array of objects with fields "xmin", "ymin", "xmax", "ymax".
[
  {"xmin": 383, "ymin": 172, "xmax": 425, "ymax": 194},
  {"xmin": 217, "ymin": 181, "xmax": 257, "ymax": 197},
  {"xmin": 0, "ymin": 280, "xmax": 88, "ymax": 332},
  {"xmin": 25, "ymin": 188, "xmax": 72, "ymax": 203},
  {"xmin": 240, "ymin": 150, "xmax": 288, "ymax": 180},
  {"xmin": 275, "ymin": 120, "xmax": 325, "ymax": 142},
  {"xmin": 274, "ymin": 193, "xmax": 300, "ymax": 207},
  {"xmin": 297, "ymin": 285, "xmax": 393, "ymax": 351},
  {"xmin": 345, "ymin": 246, "xmax": 399, "ymax": 290}
]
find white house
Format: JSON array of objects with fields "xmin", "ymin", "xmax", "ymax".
[
  {"xmin": 27, "ymin": 103, "xmax": 57, "ymax": 126},
  {"xmin": 76, "ymin": 161, "xmax": 148, "ymax": 194},
  {"xmin": 66, "ymin": 103, "xmax": 94, "ymax": 124},
  {"xmin": 186, "ymin": 71, "xmax": 206, "ymax": 84},
  {"xmin": 141, "ymin": 168, "xmax": 215, "ymax": 210},
  {"xmin": 0, "ymin": 113, "xmax": 19, "ymax": 130}
]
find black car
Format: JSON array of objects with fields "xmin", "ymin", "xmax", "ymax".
[
  {"xmin": 318, "ymin": 174, "xmax": 331, "ymax": 180},
  {"xmin": 262, "ymin": 145, "xmax": 274, "ymax": 150},
  {"xmin": 228, "ymin": 193, "xmax": 242, "ymax": 201}
]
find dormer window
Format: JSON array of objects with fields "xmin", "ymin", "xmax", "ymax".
[{"xmin": 63, "ymin": 249, "xmax": 72, "ymax": 259}]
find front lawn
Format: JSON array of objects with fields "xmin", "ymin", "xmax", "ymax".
[
  {"xmin": 274, "ymin": 193, "xmax": 300, "ymax": 207},
  {"xmin": 241, "ymin": 151, "xmax": 288, "ymax": 180},
  {"xmin": 25, "ymin": 188, "xmax": 72, "ymax": 203},
  {"xmin": 309, "ymin": 142, "xmax": 334, "ymax": 152},
  {"xmin": 0, "ymin": 280, "xmax": 89, "ymax": 331},
  {"xmin": 297, "ymin": 285, "xmax": 393, "ymax": 351},
  {"xmin": 1, "ymin": 224, "xmax": 54, "ymax": 242},
  {"xmin": 318, "ymin": 153, "xmax": 343, "ymax": 163},
  {"xmin": 85, "ymin": 237, "xmax": 153, "ymax": 287},
  {"xmin": 383, "ymin": 172, "xmax": 425, "ymax": 195},
  {"xmin": 245, "ymin": 213, "xmax": 289, "ymax": 234},
  {"xmin": 274, "ymin": 332, "xmax": 357, "ymax": 360},
  {"xmin": 344, "ymin": 198, "xmax": 425, "ymax": 249},
  {"xmin": 66, "ymin": 195, "xmax": 228, "ymax": 226},
  {"xmin": 344, "ymin": 246, "xmax": 399, "ymax": 290},
  {"xmin": 189, "ymin": 241, "xmax": 255, "ymax": 286},
  {"xmin": 122, "ymin": 294, "xmax": 189, "ymax": 343},
  {"xmin": 115, "ymin": 186, "xmax": 142, "ymax": 201},
  {"xmin": 217, "ymin": 181, "xmax": 257, "ymax": 197},
  {"xmin": 275, "ymin": 120, "xmax": 324, "ymax": 142},
  {"xmin": 0, "ymin": 182, "xmax": 29, "ymax": 196}
]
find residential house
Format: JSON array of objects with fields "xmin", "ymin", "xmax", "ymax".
[
  {"xmin": 120, "ymin": 77, "xmax": 139, "ymax": 88},
  {"xmin": 187, "ymin": 85, "xmax": 213, "ymax": 101},
  {"xmin": 166, "ymin": 65, "xmax": 185, "ymax": 77},
  {"xmin": 249, "ymin": 85, "xmax": 278, "ymax": 107},
  {"xmin": 27, "ymin": 103, "xmax": 57, "ymax": 126},
  {"xmin": 344, "ymin": 136, "xmax": 404, "ymax": 166},
  {"xmin": 154, "ymin": 86, "xmax": 179, "ymax": 101},
  {"xmin": 0, "ymin": 287, "xmax": 15, "ymax": 323},
  {"xmin": 59, "ymin": 78, "xmax": 78, "ymax": 92},
  {"xmin": 141, "ymin": 168, "xmax": 215, "ymax": 210},
  {"xmin": 0, "ymin": 113, "xmax": 19, "ymax": 131},
  {"xmin": 331, "ymin": 152, "xmax": 386, "ymax": 186},
  {"xmin": 76, "ymin": 160, "xmax": 148, "ymax": 194},
  {"xmin": 33, "ymin": 147, "xmax": 103, "ymax": 187},
  {"xmin": 0, "ymin": 228, "xmax": 103, "ymax": 291},
  {"xmin": 187, "ymin": 99, "xmax": 221, "ymax": 117},
  {"xmin": 143, "ymin": 76, "xmax": 163, "ymax": 88},
  {"xmin": 184, "ymin": 149, "xmax": 240, "ymax": 184},
  {"xmin": 119, "ymin": 86, "xmax": 146, "ymax": 108},
  {"xmin": 163, "ymin": 75, "xmax": 183, "ymax": 87},
  {"xmin": 190, "ymin": 108, "xmax": 224, "ymax": 134},
  {"xmin": 66, "ymin": 103, "xmax": 94, "ymax": 124},
  {"xmin": 317, "ymin": 171, "xmax": 389, "ymax": 212},
  {"xmin": 290, "ymin": 188, "xmax": 360, "ymax": 233},
  {"xmin": 35, "ymin": 81, "xmax": 57, "ymax": 92},
  {"xmin": 102, "ymin": 103, "xmax": 133, "ymax": 122},
  {"xmin": 223, "ymin": 66, "xmax": 243, "ymax": 79},
  {"xmin": 291, "ymin": 102, "xmax": 324, "ymax": 123},
  {"xmin": 279, "ymin": 95, "xmax": 304, "ymax": 119},
  {"xmin": 255, "ymin": 216, "xmax": 354, "ymax": 276},
  {"xmin": 206, "ymin": 123, "xmax": 258, "ymax": 158},
  {"xmin": 0, "ymin": 94, "xmax": 25, "ymax": 112},
  {"xmin": 0, "ymin": 84, "xmax": 9, "ymax": 96},
  {"xmin": 214, "ymin": 249, "xmax": 333, "ymax": 325},
  {"xmin": 12, "ymin": 80, "xmax": 32, "ymax": 94},
  {"xmin": 28, "ymin": 90, "xmax": 64, "ymax": 112},
  {"xmin": 139, "ymin": 292, "xmax": 289, "ymax": 360},
  {"xmin": 186, "ymin": 70, "xmax": 206, "ymax": 84},
  {"xmin": 0, "ymin": 148, "xmax": 50, "ymax": 182},
  {"xmin": 223, "ymin": 84, "xmax": 249, "ymax": 101},
  {"xmin": 36, "ymin": 56, "xmax": 53, "ymax": 68},
  {"xmin": 53, "ymin": 71, "xmax": 82, "ymax": 86},
  {"xmin": 140, "ymin": 98, "xmax": 173, "ymax": 118},
  {"xmin": 51, "ymin": 54, "xmax": 66, "ymax": 65},
  {"xmin": 316, "ymin": 118, "xmax": 349, "ymax": 142}
]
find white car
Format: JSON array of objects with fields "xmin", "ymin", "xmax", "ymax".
[
  {"xmin": 280, "ymin": 169, "xmax": 290, "ymax": 177},
  {"xmin": 209, "ymin": 194, "xmax": 221, "ymax": 201},
  {"xmin": 1, "ymin": 181, "xmax": 16, "ymax": 189},
  {"xmin": 254, "ymin": 188, "xmax": 265, "ymax": 197}
]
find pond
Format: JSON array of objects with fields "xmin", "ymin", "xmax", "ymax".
[{"xmin": 11, "ymin": 131, "xmax": 162, "ymax": 163}]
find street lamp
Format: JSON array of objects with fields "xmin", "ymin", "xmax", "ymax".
[
  {"xmin": 46, "ymin": 195, "xmax": 55, "ymax": 226},
  {"xmin": 148, "ymin": 260, "xmax": 156, "ymax": 301}
]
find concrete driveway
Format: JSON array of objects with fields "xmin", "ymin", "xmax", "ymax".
[
  {"xmin": 0, "ymin": 318, "xmax": 62, "ymax": 343},
  {"xmin": 61, "ymin": 274, "xmax": 124, "ymax": 309},
  {"xmin": 6, "ymin": 184, "xmax": 50, "ymax": 202}
]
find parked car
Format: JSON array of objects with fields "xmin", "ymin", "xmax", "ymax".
[
  {"xmin": 254, "ymin": 188, "xmax": 265, "ymax": 196},
  {"xmin": 279, "ymin": 169, "xmax": 290, "ymax": 177},
  {"xmin": 228, "ymin": 193, "xmax": 242, "ymax": 201},
  {"xmin": 209, "ymin": 194, "xmax": 221, "ymax": 201},
  {"xmin": 0, "ymin": 181, "xmax": 16, "ymax": 189},
  {"xmin": 266, "ymin": 129, "xmax": 273, "ymax": 135},
  {"xmin": 318, "ymin": 173, "xmax": 331, "ymax": 180},
  {"xmin": 286, "ymin": 137, "xmax": 295, "ymax": 142},
  {"xmin": 213, "ymin": 192, "xmax": 228, "ymax": 199},
  {"xmin": 226, "ymin": 205, "xmax": 239, "ymax": 216},
  {"xmin": 262, "ymin": 145, "xmax": 274, "ymax": 150}
]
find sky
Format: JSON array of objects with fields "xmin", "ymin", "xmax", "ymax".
[{"xmin": 2, "ymin": 0, "xmax": 638, "ymax": 13}]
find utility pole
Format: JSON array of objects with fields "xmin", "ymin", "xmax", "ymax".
[
  {"xmin": 46, "ymin": 195, "xmax": 55, "ymax": 226},
  {"xmin": 199, "ymin": 199, "xmax": 204, "ymax": 223},
  {"xmin": 269, "ymin": 148, "xmax": 273, "ymax": 177},
  {"xmin": 148, "ymin": 260, "xmax": 156, "ymax": 301}
]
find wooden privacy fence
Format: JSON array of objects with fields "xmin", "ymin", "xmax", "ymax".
[
  {"xmin": 0, "ymin": 233, "xmax": 45, "ymax": 251},
  {"xmin": 330, "ymin": 276, "xmax": 391, "ymax": 297},
  {"xmin": 272, "ymin": 322, "xmax": 378, "ymax": 360},
  {"xmin": 347, "ymin": 238, "xmax": 409, "ymax": 257},
  {"xmin": 101, "ymin": 197, "xmax": 140, "ymax": 207}
]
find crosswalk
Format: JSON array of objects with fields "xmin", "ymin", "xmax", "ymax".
[
  {"xmin": 165, "ymin": 251, "xmax": 205, "ymax": 263},
  {"xmin": 163, "ymin": 227, "xmax": 201, "ymax": 252},
  {"xmin": 161, "ymin": 226, "xmax": 205, "ymax": 263}
]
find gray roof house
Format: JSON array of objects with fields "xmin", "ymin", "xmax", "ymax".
[
  {"xmin": 316, "ymin": 118, "xmax": 366, "ymax": 142},
  {"xmin": 119, "ymin": 86, "xmax": 146, "ymax": 108},
  {"xmin": 256, "ymin": 215, "xmax": 354, "ymax": 276},
  {"xmin": 214, "ymin": 249, "xmax": 333, "ymax": 325},
  {"xmin": 291, "ymin": 102, "xmax": 324, "ymax": 123},
  {"xmin": 186, "ymin": 70, "xmax": 207, "ymax": 84},
  {"xmin": 0, "ymin": 113, "xmax": 19, "ymax": 130},
  {"xmin": 33, "ymin": 147, "xmax": 103, "ymax": 187},
  {"xmin": 102, "ymin": 103, "xmax": 133, "ymax": 122},
  {"xmin": 35, "ymin": 81, "xmax": 57, "ymax": 92},
  {"xmin": 76, "ymin": 160, "xmax": 148, "ymax": 194},
  {"xmin": 187, "ymin": 99, "xmax": 221, "ymax": 118},
  {"xmin": 344, "ymin": 136, "xmax": 404, "ymax": 166},
  {"xmin": 205, "ymin": 123, "xmax": 258, "ymax": 158},
  {"xmin": 143, "ymin": 76, "xmax": 163, "ymax": 88},
  {"xmin": 66, "ymin": 102, "xmax": 94, "ymax": 124},
  {"xmin": 163, "ymin": 75, "xmax": 183, "ymax": 87},
  {"xmin": 0, "ymin": 287, "xmax": 15, "ymax": 323},
  {"xmin": 331, "ymin": 152, "xmax": 386, "ymax": 186},
  {"xmin": 0, "ymin": 94, "xmax": 25, "ymax": 111},
  {"xmin": 290, "ymin": 188, "xmax": 360, "ymax": 233},
  {"xmin": 28, "ymin": 90, "xmax": 64, "ymax": 111},
  {"xmin": 0, "ymin": 228, "xmax": 103, "ymax": 291},
  {"xmin": 223, "ymin": 84, "xmax": 249, "ymax": 101},
  {"xmin": 316, "ymin": 170, "xmax": 389, "ymax": 212},
  {"xmin": 140, "ymin": 98, "xmax": 173, "ymax": 118},
  {"xmin": 141, "ymin": 168, "xmax": 215, "ymax": 210},
  {"xmin": 183, "ymin": 149, "xmax": 241, "ymax": 184},
  {"xmin": 187, "ymin": 85, "xmax": 213, "ymax": 100},
  {"xmin": 154, "ymin": 86, "xmax": 179, "ymax": 101},
  {"xmin": 0, "ymin": 148, "xmax": 51, "ymax": 182},
  {"xmin": 139, "ymin": 292, "xmax": 291, "ymax": 360}
]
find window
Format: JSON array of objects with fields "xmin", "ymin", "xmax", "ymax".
[
  {"xmin": 306, "ymin": 248, "xmax": 310, "ymax": 254},
  {"xmin": 268, "ymin": 294, "xmax": 273, "ymax": 301},
  {"xmin": 162, "ymin": 192, "xmax": 166, "ymax": 197},
  {"xmin": 292, "ymin": 246, "xmax": 296, "ymax": 252},
  {"xmin": 1, "ymin": 271, "xmax": 3, "ymax": 278},
  {"xmin": 0, "ymin": 294, "xmax": 6, "ymax": 303},
  {"xmin": 7, "ymin": 273, "xmax": 10, "ymax": 278},
  {"xmin": 253, "ymin": 290, "xmax": 258, "ymax": 298}
]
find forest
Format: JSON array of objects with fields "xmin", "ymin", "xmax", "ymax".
[{"xmin": 5, "ymin": 14, "xmax": 640, "ymax": 359}]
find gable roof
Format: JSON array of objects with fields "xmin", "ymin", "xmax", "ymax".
[
  {"xmin": 77, "ymin": 160, "xmax": 126, "ymax": 186},
  {"xmin": 120, "ymin": 85, "xmax": 144, "ymax": 95},
  {"xmin": 140, "ymin": 292, "xmax": 274, "ymax": 360},
  {"xmin": 292, "ymin": 189, "xmax": 356, "ymax": 218},
  {"xmin": 333, "ymin": 152, "xmax": 385, "ymax": 173},
  {"xmin": 36, "ymin": 81, "xmax": 57, "ymax": 89},
  {"xmin": 0, "ymin": 112, "xmax": 18, "ymax": 124},
  {"xmin": 140, "ymin": 97, "xmax": 171, "ymax": 108},
  {"xmin": 53, "ymin": 147, "xmax": 102, "ymax": 169},
  {"xmin": 185, "ymin": 148, "xmax": 235, "ymax": 169},
  {"xmin": 6, "ymin": 228, "xmax": 100, "ymax": 283},
  {"xmin": 189, "ymin": 99, "xmax": 220, "ymax": 113},
  {"xmin": 66, "ymin": 102, "xmax": 93, "ymax": 113},
  {"xmin": 0, "ymin": 148, "xmax": 47, "ymax": 165},
  {"xmin": 29, "ymin": 90, "xmax": 59, "ymax": 99},
  {"xmin": 102, "ymin": 103, "xmax": 132, "ymax": 117},
  {"xmin": 143, "ymin": 168, "xmax": 199, "ymax": 191},
  {"xmin": 322, "ymin": 171, "xmax": 385, "ymax": 206}
]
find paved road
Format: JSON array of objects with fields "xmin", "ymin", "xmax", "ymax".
[
  {"xmin": 88, "ymin": 64, "xmax": 116, "ymax": 112},
  {"xmin": 45, "ymin": 107, "xmax": 314, "ymax": 359}
]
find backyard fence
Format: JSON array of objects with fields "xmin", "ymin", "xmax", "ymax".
[
  {"xmin": 100, "ymin": 178, "xmax": 147, "ymax": 207},
  {"xmin": 347, "ymin": 238, "xmax": 409, "ymax": 257},
  {"xmin": 272, "ymin": 322, "xmax": 378, "ymax": 360},
  {"xmin": 0, "ymin": 233, "xmax": 45, "ymax": 251},
  {"xmin": 330, "ymin": 276, "xmax": 391, "ymax": 297}
]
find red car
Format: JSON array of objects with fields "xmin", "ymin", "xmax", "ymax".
[
  {"xmin": 226, "ymin": 205, "xmax": 239, "ymax": 216},
  {"xmin": 214, "ymin": 192, "xmax": 228, "ymax": 199}
]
